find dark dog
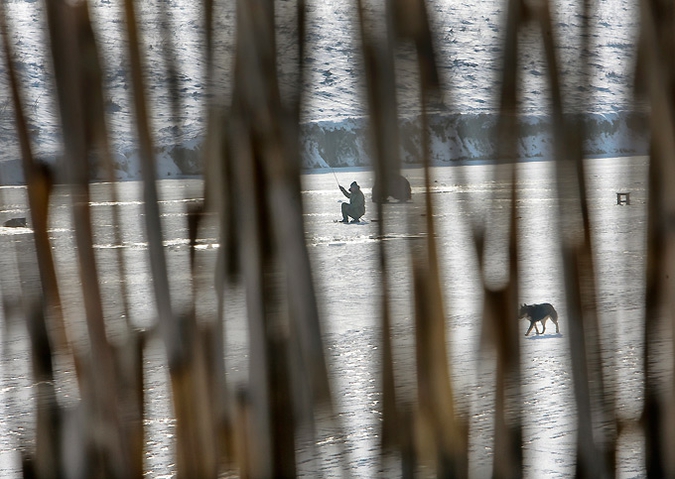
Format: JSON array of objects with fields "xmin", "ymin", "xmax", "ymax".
[
  {"xmin": 519, "ymin": 303, "xmax": 559, "ymax": 336},
  {"xmin": 371, "ymin": 174, "xmax": 411, "ymax": 203}
]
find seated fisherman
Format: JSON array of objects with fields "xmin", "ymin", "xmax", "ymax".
[{"xmin": 339, "ymin": 181, "xmax": 365, "ymax": 223}]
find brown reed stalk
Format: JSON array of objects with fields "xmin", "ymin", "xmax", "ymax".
[
  {"xmin": 353, "ymin": 0, "xmax": 402, "ymax": 459},
  {"xmin": 414, "ymin": 84, "xmax": 469, "ymax": 479},
  {"xmin": 412, "ymin": 2, "xmax": 468, "ymax": 475},
  {"xmin": 203, "ymin": 118, "xmax": 235, "ymax": 468},
  {"xmin": 24, "ymin": 302, "xmax": 60, "ymax": 477},
  {"xmin": 480, "ymin": 179, "xmax": 522, "ymax": 479},
  {"xmin": 122, "ymin": 0, "xmax": 222, "ymax": 476},
  {"xmin": 528, "ymin": 0, "xmax": 617, "ymax": 475},
  {"xmin": 212, "ymin": 0, "xmax": 337, "ymax": 475},
  {"xmin": 636, "ymin": 0, "xmax": 675, "ymax": 475},
  {"xmin": 354, "ymin": 0, "xmax": 469, "ymax": 474},
  {"xmin": 197, "ymin": 3, "xmax": 233, "ymax": 466},
  {"xmin": 1, "ymin": 10, "xmax": 71, "ymax": 474},
  {"xmin": 43, "ymin": 2, "xmax": 144, "ymax": 476},
  {"xmin": 0, "ymin": 0, "xmax": 70, "ymax": 362},
  {"xmin": 122, "ymin": 0, "xmax": 182, "ymax": 364},
  {"xmin": 489, "ymin": 0, "xmax": 525, "ymax": 476}
]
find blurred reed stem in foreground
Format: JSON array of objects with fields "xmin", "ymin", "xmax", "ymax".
[{"xmin": 0, "ymin": 0, "xmax": 670, "ymax": 477}]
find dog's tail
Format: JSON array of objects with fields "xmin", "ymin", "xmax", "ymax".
[{"xmin": 550, "ymin": 306, "xmax": 558, "ymax": 321}]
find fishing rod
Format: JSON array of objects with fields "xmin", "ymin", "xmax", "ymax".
[{"xmin": 329, "ymin": 165, "xmax": 341, "ymax": 189}]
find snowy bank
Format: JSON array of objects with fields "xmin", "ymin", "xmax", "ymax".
[
  {"xmin": 300, "ymin": 110, "xmax": 649, "ymax": 167},
  {"xmin": 0, "ymin": 111, "xmax": 649, "ymax": 185}
]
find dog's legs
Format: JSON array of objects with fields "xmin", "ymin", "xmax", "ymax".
[
  {"xmin": 525, "ymin": 321, "xmax": 535, "ymax": 336},
  {"xmin": 551, "ymin": 309, "xmax": 560, "ymax": 333},
  {"xmin": 535, "ymin": 322, "xmax": 541, "ymax": 335},
  {"xmin": 541, "ymin": 317, "xmax": 548, "ymax": 334}
]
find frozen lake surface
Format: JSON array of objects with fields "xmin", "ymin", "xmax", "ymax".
[{"xmin": 0, "ymin": 157, "xmax": 649, "ymax": 477}]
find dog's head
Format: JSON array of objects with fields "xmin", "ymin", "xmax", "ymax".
[{"xmin": 518, "ymin": 303, "xmax": 528, "ymax": 318}]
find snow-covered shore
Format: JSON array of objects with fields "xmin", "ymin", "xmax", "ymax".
[{"xmin": 0, "ymin": 110, "xmax": 648, "ymax": 185}]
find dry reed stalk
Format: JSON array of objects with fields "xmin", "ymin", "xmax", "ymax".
[
  {"xmin": 488, "ymin": 0, "xmax": 524, "ymax": 476},
  {"xmin": 198, "ymin": 1, "xmax": 233, "ymax": 453},
  {"xmin": 413, "ymin": 90, "xmax": 469, "ymax": 479},
  {"xmin": 122, "ymin": 0, "xmax": 182, "ymax": 365},
  {"xmin": 169, "ymin": 321, "xmax": 219, "ymax": 477},
  {"xmin": 0, "ymin": 0, "xmax": 70, "ymax": 364},
  {"xmin": 636, "ymin": 0, "xmax": 675, "ymax": 475},
  {"xmin": 161, "ymin": 1, "xmax": 224, "ymax": 474},
  {"xmin": 413, "ymin": 3, "xmax": 469, "ymax": 474},
  {"xmin": 42, "ymin": 1, "xmax": 143, "ymax": 476},
  {"xmin": 1, "ymin": 9, "xmax": 71, "ymax": 473},
  {"xmin": 355, "ymin": 0, "xmax": 469, "ymax": 473},
  {"xmin": 530, "ymin": 0, "xmax": 617, "ymax": 475},
  {"xmin": 122, "ymin": 0, "xmax": 221, "ymax": 475},
  {"xmin": 203, "ymin": 116, "xmax": 236, "ymax": 468},
  {"xmin": 212, "ymin": 0, "xmax": 337, "ymax": 475},
  {"xmin": 478, "ymin": 166, "xmax": 522, "ymax": 479},
  {"xmin": 25, "ymin": 303, "xmax": 61, "ymax": 477},
  {"xmin": 353, "ymin": 0, "xmax": 402, "ymax": 459}
]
